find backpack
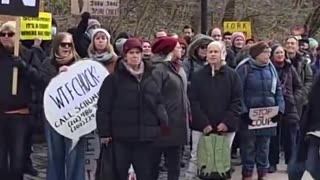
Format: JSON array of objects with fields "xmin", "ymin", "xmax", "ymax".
[{"xmin": 197, "ymin": 134, "xmax": 231, "ymax": 180}]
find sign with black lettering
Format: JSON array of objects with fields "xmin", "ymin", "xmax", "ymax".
[
  {"xmin": 20, "ymin": 12, "xmax": 52, "ymax": 40},
  {"xmin": 223, "ymin": 21, "xmax": 252, "ymax": 38},
  {"xmin": 85, "ymin": 131, "xmax": 100, "ymax": 180},
  {"xmin": 248, "ymin": 106, "xmax": 279, "ymax": 130},
  {"xmin": 0, "ymin": 0, "xmax": 40, "ymax": 17},
  {"xmin": 71, "ymin": 0, "xmax": 120, "ymax": 16},
  {"xmin": 43, "ymin": 60, "xmax": 109, "ymax": 143}
]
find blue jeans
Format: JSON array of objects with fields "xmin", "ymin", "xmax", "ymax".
[
  {"xmin": 45, "ymin": 122, "xmax": 85, "ymax": 180},
  {"xmin": 240, "ymin": 131, "xmax": 271, "ymax": 176},
  {"xmin": 288, "ymin": 141, "xmax": 320, "ymax": 180}
]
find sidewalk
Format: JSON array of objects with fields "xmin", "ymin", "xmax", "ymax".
[{"xmin": 25, "ymin": 143, "xmax": 314, "ymax": 180}]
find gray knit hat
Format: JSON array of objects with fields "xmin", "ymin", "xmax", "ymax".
[{"xmin": 115, "ymin": 38, "xmax": 128, "ymax": 56}]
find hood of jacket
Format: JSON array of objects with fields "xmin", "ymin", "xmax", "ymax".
[{"xmin": 187, "ymin": 34, "xmax": 214, "ymax": 61}]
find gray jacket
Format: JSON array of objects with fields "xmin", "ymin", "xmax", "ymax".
[{"xmin": 152, "ymin": 55, "xmax": 189, "ymax": 146}]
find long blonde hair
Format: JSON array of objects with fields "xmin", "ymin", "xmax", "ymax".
[{"xmin": 50, "ymin": 32, "xmax": 80, "ymax": 60}]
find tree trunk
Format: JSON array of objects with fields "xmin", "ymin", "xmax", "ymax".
[{"xmin": 222, "ymin": 0, "xmax": 235, "ymax": 22}]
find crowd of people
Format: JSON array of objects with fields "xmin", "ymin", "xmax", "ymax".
[{"xmin": 0, "ymin": 11, "xmax": 319, "ymax": 180}]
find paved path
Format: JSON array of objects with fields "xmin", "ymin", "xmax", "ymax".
[{"xmin": 24, "ymin": 143, "xmax": 314, "ymax": 180}]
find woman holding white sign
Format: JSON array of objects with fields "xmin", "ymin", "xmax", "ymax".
[
  {"xmin": 39, "ymin": 32, "xmax": 86, "ymax": 180},
  {"xmin": 188, "ymin": 41, "xmax": 242, "ymax": 180},
  {"xmin": 236, "ymin": 42, "xmax": 285, "ymax": 180}
]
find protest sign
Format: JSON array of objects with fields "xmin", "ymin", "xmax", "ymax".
[
  {"xmin": 223, "ymin": 21, "xmax": 252, "ymax": 38},
  {"xmin": 43, "ymin": 60, "xmax": 109, "ymax": 145},
  {"xmin": 248, "ymin": 106, "xmax": 279, "ymax": 130},
  {"xmin": 71, "ymin": 0, "xmax": 120, "ymax": 16},
  {"xmin": 0, "ymin": 0, "xmax": 40, "ymax": 17},
  {"xmin": 85, "ymin": 131, "xmax": 101, "ymax": 180},
  {"xmin": 20, "ymin": 12, "xmax": 52, "ymax": 40}
]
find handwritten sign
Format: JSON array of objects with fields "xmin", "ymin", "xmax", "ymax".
[
  {"xmin": 43, "ymin": 60, "xmax": 109, "ymax": 145},
  {"xmin": 248, "ymin": 106, "xmax": 279, "ymax": 130},
  {"xmin": 71, "ymin": 0, "xmax": 120, "ymax": 16},
  {"xmin": 223, "ymin": 21, "xmax": 252, "ymax": 38},
  {"xmin": 20, "ymin": 12, "xmax": 52, "ymax": 40}
]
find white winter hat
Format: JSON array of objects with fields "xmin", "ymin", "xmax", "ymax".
[{"xmin": 91, "ymin": 28, "xmax": 111, "ymax": 42}]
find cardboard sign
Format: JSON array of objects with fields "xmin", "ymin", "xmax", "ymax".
[
  {"xmin": 71, "ymin": 0, "xmax": 120, "ymax": 16},
  {"xmin": 223, "ymin": 21, "xmax": 252, "ymax": 38},
  {"xmin": 20, "ymin": 12, "xmax": 52, "ymax": 40},
  {"xmin": 85, "ymin": 131, "xmax": 101, "ymax": 180},
  {"xmin": 43, "ymin": 60, "xmax": 109, "ymax": 145},
  {"xmin": 0, "ymin": 0, "xmax": 40, "ymax": 17},
  {"xmin": 248, "ymin": 106, "xmax": 279, "ymax": 130}
]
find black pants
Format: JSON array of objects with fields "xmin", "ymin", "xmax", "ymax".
[
  {"xmin": 151, "ymin": 146, "xmax": 182, "ymax": 180},
  {"xmin": 114, "ymin": 141, "xmax": 153, "ymax": 180},
  {"xmin": 0, "ymin": 114, "xmax": 31, "ymax": 180},
  {"xmin": 269, "ymin": 122, "xmax": 298, "ymax": 165}
]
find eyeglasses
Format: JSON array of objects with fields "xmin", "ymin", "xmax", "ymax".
[
  {"xmin": 212, "ymin": 35, "xmax": 221, "ymax": 37},
  {"xmin": 60, "ymin": 42, "xmax": 72, "ymax": 48},
  {"xmin": 0, "ymin": 32, "xmax": 15, "ymax": 37},
  {"xmin": 200, "ymin": 44, "xmax": 208, "ymax": 49}
]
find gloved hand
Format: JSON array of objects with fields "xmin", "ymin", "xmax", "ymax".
[
  {"xmin": 271, "ymin": 112, "xmax": 283, "ymax": 123},
  {"xmin": 81, "ymin": 12, "xmax": 91, "ymax": 20},
  {"xmin": 241, "ymin": 113, "xmax": 253, "ymax": 125},
  {"xmin": 12, "ymin": 55, "xmax": 28, "ymax": 71}
]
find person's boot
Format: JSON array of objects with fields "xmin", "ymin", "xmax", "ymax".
[
  {"xmin": 268, "ymin": 164, "xmax": 277, "ymax": 173},
  {"xmin": 242, "ymin": 172, "xmax": 253, "ymax": 180},
  {"xmin": 258, "ymin": 171, "xmax": 268, "ymax": 180}
]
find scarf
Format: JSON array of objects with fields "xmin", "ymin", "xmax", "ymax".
[
  {"xmin": 88, "ymin": 50, "xmax": 114, "ymax": 64},
  {"xmin": 55, "ymin": 52, "xmax": 74, "ymax": 65},
  {"xmin": 236, "ymin": 57, "xmax": 278, "ymax": 94},
  {"xmin": 123, "ymin": 61, "xmax": 144, "ymax": 81}
]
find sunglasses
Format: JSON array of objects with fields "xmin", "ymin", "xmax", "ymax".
[
  {"xmin": 200, "ymin": 44, "xmax": 208, "ymax": 49},
  {"xmin": 60, "ymin": 42, "xmax": 73, "ymax": 48},
  {"xmin": 0, "ymin": 32, "xmax": 15, "ymax": 37}
]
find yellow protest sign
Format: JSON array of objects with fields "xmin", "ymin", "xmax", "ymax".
[
  {"xmin": 20, "ymin": 12, "xmax": 52, "ymax": 40},
  {"xmin": 223, "ymin": 21, "xmax": 252, "ymax": 38}
]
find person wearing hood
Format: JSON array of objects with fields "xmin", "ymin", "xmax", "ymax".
[
  {"xmin": 73, "ymin": 12, "xmax": 101, "ymax": 58},
  {"xmin": 97, "ymin": 38, "xmax": 168, "ymax": 180},
  {"xmin": 236, "ymin": 42, "xmax": 285, "ymax": 180},
  {"xmin": 183, "ymin": 34, "xmax": 214, "ymax": 82},
  {"xmin": 286, "ymin": 36, "xmax": 313, "ymax": 116},
  {"xmin": 149, "ymin": 37, "xmax": 189, "ymax": 180},
  {"xmin": 87, "ymin": 28, "xmax": 117, "ymax": 74},
  {"xmin": 268, "ymin": 44, "xmax": 303, "ymax": 173},
  {"xmin": 188, "ymin": 41, "xmax": 241, "ymax": 180}
]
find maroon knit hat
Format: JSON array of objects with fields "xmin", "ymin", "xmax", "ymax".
[
  {"xmin": 152, "ymin": 37, "xmax": 178, "ymax": 55},
  {"xmin": 123, "ymin": 38, "xmax": 143, "ymax": 54}
]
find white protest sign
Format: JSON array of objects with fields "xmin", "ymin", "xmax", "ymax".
[
  {"xmin": 248, "ymin": 106, "xmax": 279, "ymax": 130},
  {"xmin": 44, "ymin": 60, "xmax": 109, "ymax": 144},
  {"xmin": 85, "ymin": 131, "xmax": 101, "ymax": 180}
]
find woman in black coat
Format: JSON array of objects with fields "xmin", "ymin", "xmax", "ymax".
[
  {"xmin": 188, "ymin": 41, "xmax": 241, "ymax": 180},
  {"xmin": 268, "ymin": 44, "xmax": 303, "ymax": 172},
  {"xmin": 96, "ymin": 38, "xmax": 168, "ymax": 180}
]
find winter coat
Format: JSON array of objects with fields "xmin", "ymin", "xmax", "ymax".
[
  {"xmin": 151, "ymin": 55, "xmax": 189, "ymax": 146},
  {"xmin": 289, "ymin": 53, "xmax": 313, "ymax": 109},
  {"xmin": 189, "ymin": 65, "xmax": 241, "ymax": 132},
  {"xmin": 96, "ymin": 60, "xmax": 168, "ymax": 142},
  {"xmin": 226, "ymin": 47, "xmax": 241, "ymax": 68},
  {"xmin": 273, "ymin": 60, "xmax": 303, "ymax": 125},
  {"xmin": 236, "ymin": 58, "xmax": 285, "ymax": 136},
  {"xmin": 0, "ymin": 45, "xmax": 41, "ymax": 113},
  {"xmin": 183, "ymin": 34, "xmax": 214, "ymax": 81}
]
